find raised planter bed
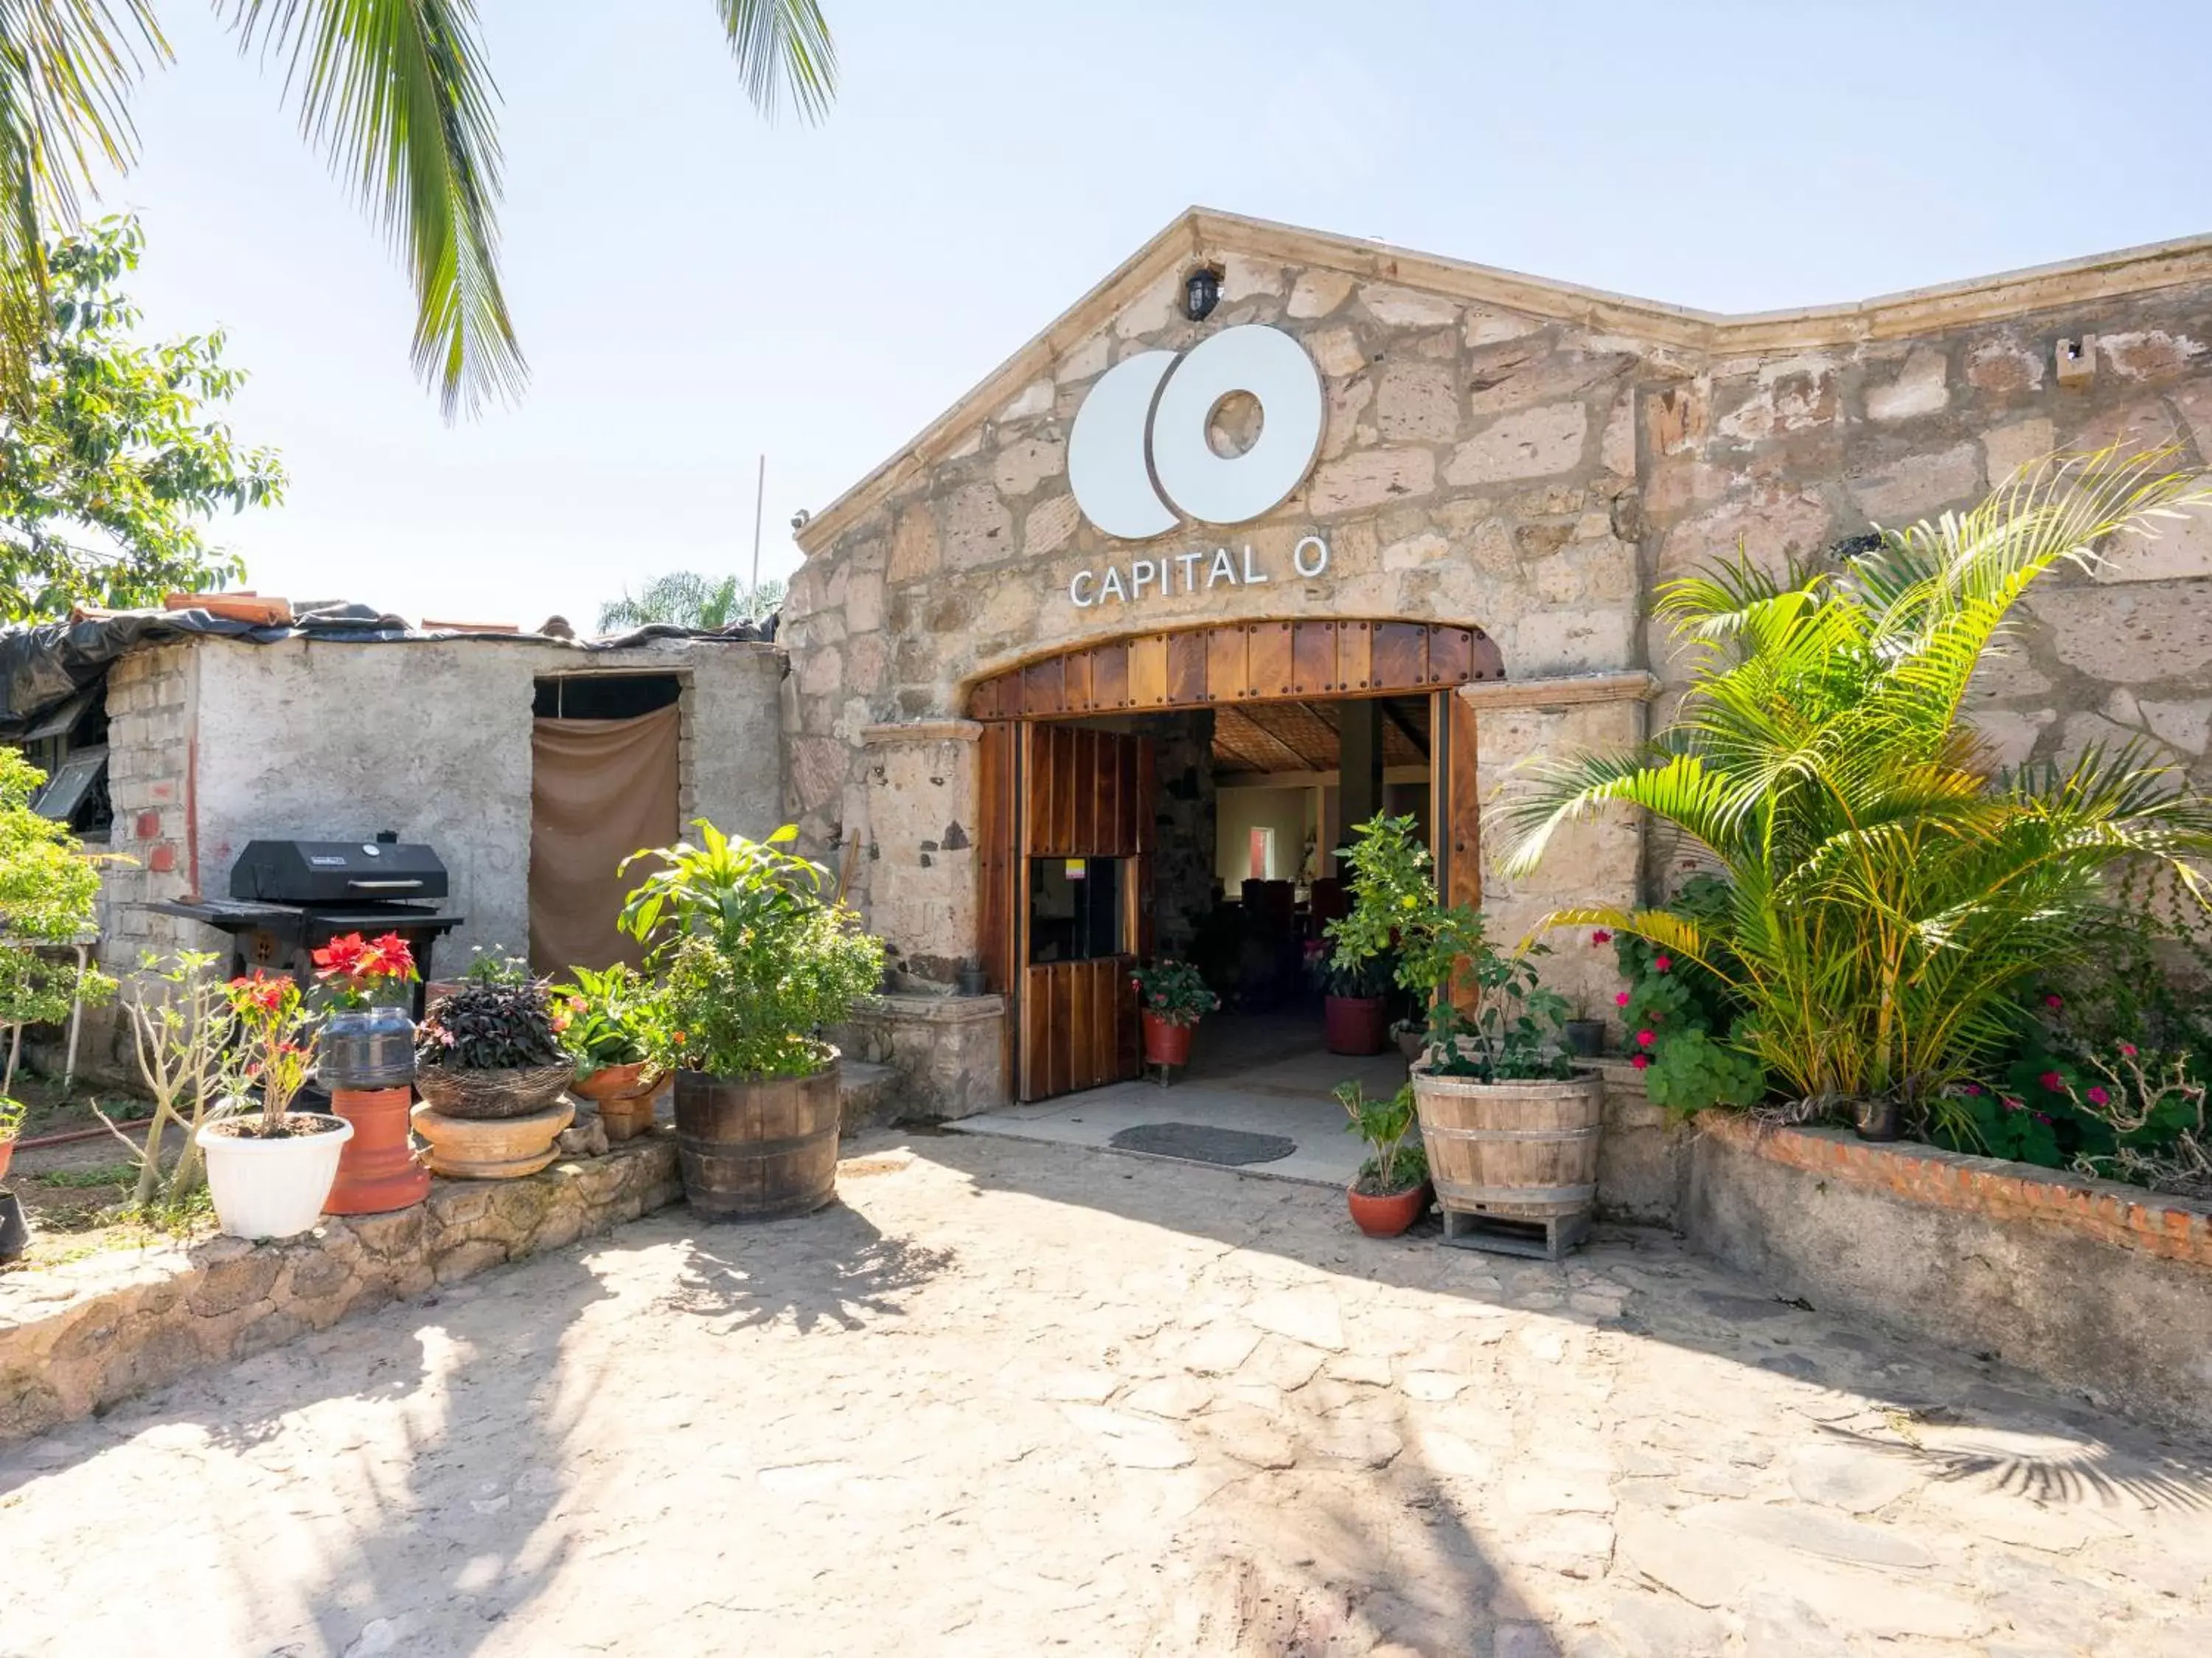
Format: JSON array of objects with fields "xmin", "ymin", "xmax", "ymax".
[
  {"xmin": 1688, "ymin": 1113, "xmax": 2212, "ymax": 1435},
  {"xmin": 0, "ymin": 1136, "xmax": 679, "ymax": 1443}
]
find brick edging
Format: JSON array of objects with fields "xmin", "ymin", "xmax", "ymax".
[{"xmin": 1697, "ymin": 1112, "xmax": 2212, "ymax": 1268}]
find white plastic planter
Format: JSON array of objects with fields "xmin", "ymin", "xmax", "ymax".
[{"xmin": 197, "ymin": 1114, "xmax": 354, "ymax": 1240}]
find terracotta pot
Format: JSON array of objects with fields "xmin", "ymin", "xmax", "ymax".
[
  {"xmin": 0, "ymin": 1136, "xmax": 13, "ymax": 1185},
  {"xmin": 1347, "ymin": 1181, "xmax": 1427, "ymax": 1238},
  {"xmin": 323, "ymin": 1086, "xmax": 430, "ymax": 1215},
  {"xmin": 1324, "ymin": 994, "xmax": 1389, "ymax": 1056},
  {"xmin": 1141, "ymin": 1013, "xmax": 1194, "ymax": 1068},
  {"xmin": 412, "ymin": 1097, "xmax": 574, "ymax": 1179},
  {"xmin": 576, "ymin": 1061, "xmax": 661, "ymax": 1144}
]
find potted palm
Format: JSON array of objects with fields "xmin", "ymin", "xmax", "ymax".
[
  {"xmin": 313, "ymin": 931, "xmax": 428, "ymax": 1213},
  {"xmin": 1130, "ymin": 960, "xmax": 1219, "ymax": 1074},
  {"xmin": 619, "ymin": 820, "xmax": 884, "ymax": 1221},
  {"xmin": 1329, "ymin": 813, "xmax": 1598, "ymax": 1258},
  {"xmin": 554, "ymin": 963, "xmax": 661, "ymax": 1142},
  {"xmin": 1332, "ymin": 1079, "xmax": 1429, "ymax": 1237},
  {"xmin": 411, "ymin": 956, "xmax": 576, "ymax": 1178},
  {"xmin": 197, "ymin": 971, "xmax": 352, "ymax": 1238}
]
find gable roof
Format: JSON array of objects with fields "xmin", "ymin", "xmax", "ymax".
[{"xmin": 796, "ymin": 205, "xmax": 2212, "ymax": 555}]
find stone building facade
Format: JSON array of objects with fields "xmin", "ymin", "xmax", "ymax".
[{"xmin": 782, "ymin": 207, "xmax": 2212, "ymax": 1106}]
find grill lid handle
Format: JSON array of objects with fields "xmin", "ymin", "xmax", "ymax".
[{"xmin": 345, "ymin": 878, "xmax": 425, "ymax": 891}]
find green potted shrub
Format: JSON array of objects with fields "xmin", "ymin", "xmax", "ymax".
[
  {"xmin": 411, "ymin": 954, "xmax": 576, "ymax": 1179},
  {"xmin": 619, "ymin": 821, "xmax": 884, "ymax": 1221},
  {"xmin": 1329, "ymin": 812, "xmax": 1598, "ymax": 1256},
  {"xmin": 1332, "ymin": 1079, "xmax": 1429, "ymax": 1237},
  {"xmin": 554, "ymin": 963, "xmax": 661, "ymax": 1142},
  {"xmin": 1308, "ymin": 940, "xmax": 1394, "ymax": 1056},
  {"xmin": 1130, "ymin": 959, "xmax": 1219, "ymax": 1074}
]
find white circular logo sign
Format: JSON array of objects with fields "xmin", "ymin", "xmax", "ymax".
[{"xmin": 1066, "ymin": 325, "xmax": 1325, "ymax": 541}]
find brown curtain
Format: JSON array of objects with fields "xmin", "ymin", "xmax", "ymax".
[{"xmin": 529, "ymin": 705, "xmax": 681, "ymax": 976}]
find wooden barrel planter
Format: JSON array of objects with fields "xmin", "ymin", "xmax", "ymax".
[
  {"xmin": 1410, "ymin": 1067, "xmax": 1604, "ymax": 1260},
  {"xmin": 672, "ymin": 1057, "xmax": 842, "ymax": 1222}
]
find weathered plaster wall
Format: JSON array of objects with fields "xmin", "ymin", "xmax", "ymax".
[
  {"xmin": 84, "ymin": 638, "xmax": 783, "ymax": 1072},
  {"xmin": 785, "ymin": 215, "xmax": 2212, "ymax": 986}
]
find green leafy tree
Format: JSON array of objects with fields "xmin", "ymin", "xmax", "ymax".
[
  {"xmin": 1506, "ymin": 451, "xmax": 2212, "ymax": 1125},
  {"xmin": 597, "ymin": 572, "xmax": 785, "ymax": 633},
  {"xmin": 1, "ymin": 218, "xmax": 282, "ymax": 618},
  {"xmin": 0, "ymin": 1, "xmax": 838, "ymax": 418},
  {"xmin": 0, "ymin": 746, "xmax": 114, "ymax": 1090}
]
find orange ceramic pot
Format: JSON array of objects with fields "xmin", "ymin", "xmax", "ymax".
[
  {"xmin": 1141, "ymin": 1013, "xmax": 1194, "ymax": 1068},
  {"xmin": 1346, "ymin": 1182, "xmax": 1427, "ymax": 1238},
  {"xmin": 323, "ymin": 1086, "xmax": 430, "ymax": 1214}
]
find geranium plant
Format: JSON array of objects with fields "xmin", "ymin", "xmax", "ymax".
[
  {"xmin": 619, "ymin": 821, "xmax": 885, "ymax": 1081},
  {"xmin": 227, "ymin": 970, "xmax": 315, "ymax": 1136},
  {"xmin": 310, "ymin": 931, "xmax": 418, "ymax": 1008},
  {"xmin": 1130, "ymin": 960, "xmax": 1219, "ymax": 1028},
  {"xmin": 1608, "ymin": 878, "xmax": 1764, "ymax": 1114},
  {"xmin": 1328, "ymin": 812, "xmax": 1570, "ymax": 1083}
]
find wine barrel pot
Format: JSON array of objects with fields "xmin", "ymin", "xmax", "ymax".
[
  {"xmin": 1411, "ymin": 1066, "xmax": 1604, "ymax": 1260},
  {"xmin": 672, "ymin": 1052, "xmax": 842, "ymax": 1222}
]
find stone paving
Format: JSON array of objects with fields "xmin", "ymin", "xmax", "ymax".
[{"xmin": 1, "ymin": 1131, "xmax": 2208, "ymax": 1657}]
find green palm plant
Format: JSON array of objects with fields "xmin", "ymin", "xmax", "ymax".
[
  {"xmin": 1505, "ymin": 449, "xmax": 2212, "ymax": 1123},
  {"xmin": 597, "ymin": 570, "xmax": 785, "ymax": 633},
  {"xmin": 0, "ymin": 1, "xmax": 836, "ymax": 418}
]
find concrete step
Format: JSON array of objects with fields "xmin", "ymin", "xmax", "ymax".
[{"xmin": 840, "ymin": 1061, "xmax": 903, "ymax": 1131}]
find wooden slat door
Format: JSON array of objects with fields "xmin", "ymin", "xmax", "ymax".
[{"xmin": 1016, "ymin": 723, "xmax": 1150, "ymax": 1103}]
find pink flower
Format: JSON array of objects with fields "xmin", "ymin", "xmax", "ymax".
[
  {"xmin": 2120, "ymin": 1042, "xmax": 2138, "ymax": 1058},
  {"xmin": 2045, "ymin": 994, "xmax": 2064, "ymax": 1010},
  {"xmin": 2087, "ymin": 1086, "xmax": 2111, "ymax": 1106},
  {"xmin": 1636, "ymin": 1029, "xmax": 1657, "ymax": 1049},
  {"xmin": 1654, "ymin": 955, "xmax": 1672, "ymax": 973},
  {"xmin": 1630, "ymin": 1053, "xmax": 1650, "ymax": 1070},
  {"xmin": 2039, "ymin": 1071, "xmax": 2065, "ymax": 1093},
  {"xmin": 1961, "ymin": 1083, "xmax": 1982, "ymax": 1096},
  {"xmin": 2000, "ymin": 1095, "xmax": 2023, "ymax": 1112},
  {"xmin": 1615, "ymin": 991, "xmax": 1631, "ymax": 1007},
  {"xmin": 1591, "ymin": 930, "xmax": 1612, "ymax": 946}
]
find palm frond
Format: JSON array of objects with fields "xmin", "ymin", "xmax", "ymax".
[
  {"xmin": 228, "ymin": 0, "xmax": 523, "ymax": 418},
  {"xmin": 713, "ymin": 0, "xmax": 837, "ymax": 122}
]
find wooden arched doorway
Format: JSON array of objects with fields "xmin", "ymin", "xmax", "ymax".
[{"xmin": 969, "ymin": 620, "xmax": 1503, "ymax": 1102}]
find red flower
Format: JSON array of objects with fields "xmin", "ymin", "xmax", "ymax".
[
  {"xmin": 672, "ymin": 1030, "xmax": 687, "ymax": 1044},
  {"xmin": 1630, "ymin": 1053, "xmax": 1650, "ymax": 1070},
  {"xmin": 2087, "ymin": 1086, "xmax": 2111, "ymax": 1107},
  {"xmin": 313, "ymin": 935, "xmax": 367, "ymax": 977},
  {"xmin": 2045, "ymin": 994, "xmax": 2064, "ymax": 1010},
  {"xmin": 2001, "ymin": 1095, "xmax": 2024, "ymax": 1113},
  {"xmin": 1614, "ymin": 991, "xmax": 1631, "ymax": 1007},
  {"xmin": 1590, "ymin": 930, "xmax": 1611, "ymax": 946},
  {"xmin": 2039, "ymin": 1071, "xmax": 2066, "ymax": 1093},
  {"xmin": 1654, "ymin": 955, "xmax": 1672, "ymax": 973},
  {"xmin": 1635, "ymin": 1029, "xmax": 1656, "ymax": 1049},
  {"xmin": 1960, "ymin": 1083, "xmax": 1982, "ymax": 1096},
  {"xmin": 2120, "ymin": 1042, "xmax": 2138, "ymax": 1058}
]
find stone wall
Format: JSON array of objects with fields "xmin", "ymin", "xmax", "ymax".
[
  {"xmin": 1149, "ymin": 710, "xmax": 1217, "ymax": 960},
  {"xmin": 1686, "ymin": 1114, "xmax": 2212, "ymax": 1435},
  {"xmin": 0, "ymin": 1138, "xmax": 680, "ymax": 1443},
  {"xmin": 783, "ymin": 209, "xmax": 2212, "ymax": 995},
  {"xmin": 832, "ymin": 992, "xmax": 1008, "ymax": 1120}
]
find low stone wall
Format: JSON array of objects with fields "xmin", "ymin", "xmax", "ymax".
[
  {"xmin": 1686, "ymin": 1114, "xmax": 2212, "ymax": 1435},
  {"xmin": 835, "ymin": 993, "xmax": 1007, "ymax": 1121},
  {"xmin": 0, "ymin": 1137, "xmax": 680, "ymax": 1443},
  {"xmin": 1590, "ymin": 1060, "xmax": 1691, "ymax": 1226}
]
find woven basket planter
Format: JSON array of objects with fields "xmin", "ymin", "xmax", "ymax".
[{"xmin": 412, "ymin": 1063, "xmax": 575, "ymax": 1122}]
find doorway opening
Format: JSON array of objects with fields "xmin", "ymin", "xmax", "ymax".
[{"xmin": 960, "ymin": 617, "xmax": 1499, "ymax": 1182}]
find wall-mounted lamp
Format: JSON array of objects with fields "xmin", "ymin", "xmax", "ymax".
[{"xmin": 1184, "ymin": 267, "xmax": 1222, "ymax": 322}]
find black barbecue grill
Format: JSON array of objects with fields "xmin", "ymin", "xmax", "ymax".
[{"xmin": 149, "ymin": 832, "xmax": 467, "ymax": 1008}]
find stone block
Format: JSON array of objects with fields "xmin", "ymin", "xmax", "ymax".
[
  {"xmin": 1308, "ymin": 447, "xmax": 1436, "ymax": 516},
  {"xmin": 888, "ymin": 504, "xmax": 939, "ymax": 585},
  {"xmin": 992, "ymin": 437, "xmax": 1063, "ymax": 498},
  {"xmin": 1376, "ymin": 360, "xmax": 1458, "ymax": 442},
  {"xmin": 995, "ymin": 379, "xmax": 1053, "ymax": 422},
  {"xmin": 1287, "ymin": 268, "xmax": 1353, "ymax": 319},
  {"xmin": 939, "ymin": 483, "xmax": 1015, "ymax": 572},
  {"xmin": 2138, "ymin": 696, "xmax": 2212, "ymax": 754},
  {"xmin": 1966, "ymin": 336, "xmax": 2044, "ymax": 396},
  {"xmin": 2030, "ymin": 585, "xmax": 2212, "ymax": 684},
  {"xmin": 1465, "ymin": 308, "xmax": 1543, "ymax": 347},
  {"xmin": 1848, "ymin": 442, "xmax": 1981, "ymax": 524},
  {"xmin": 1446, "ymin": 403, "xmax": 1589, "ymax": 486},
  {"xmin": 1307, "ymin": 325, "xmax": 1364, "ymax": 378},
  {"xmin": 1982, "ymin": 417, "xmax": 2054, "ymax": 486},
  {"xmin": 1864, "ymin": 346, "xmax": 1950, "ymax": 421},
  {"xmin": 1358, "ymin": 282, "xmax": 1458, "ymax": 328},
  {"xmin": 2096, "ymin": 501, "xmax": 2212, "ymax": 583},
  {"xmin": 1023, "ymin": 494, "xmax": 1080, "ymax": 558}
]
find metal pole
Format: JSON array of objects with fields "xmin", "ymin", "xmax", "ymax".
[{"xmin": 750, "ymin": 453, "xmax": 767, "ymax": 598}]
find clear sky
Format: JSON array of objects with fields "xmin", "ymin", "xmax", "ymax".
[{"xmin": 91, "ymin": 0, "xmax": 2212, "ymax": 631}]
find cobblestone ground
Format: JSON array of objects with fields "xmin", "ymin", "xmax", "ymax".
[{"xmin": 2, "ymin": 1131, "xmax": 2209, "ymax": 1657}]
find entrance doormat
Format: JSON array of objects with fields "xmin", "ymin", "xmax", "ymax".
[{"xmin": 1107, "ymin": 1123, "xmax": 1298, "ymax": 1166}]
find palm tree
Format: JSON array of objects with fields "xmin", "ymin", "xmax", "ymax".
[
  {"xmin": 0, "ymin": 1, "xmax": 835, "ymax": 418},
  {"xmin": 1505, "ymin": 450, "xmax": 2212, "ymax": 1116},
  {"xmin": 599, "ymin": 571, "xmax": 785, "ymax": 633}
]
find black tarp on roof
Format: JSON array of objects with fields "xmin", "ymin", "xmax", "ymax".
[{"xmin": 0, "ymin": 603, "xmax": 778, "ymax": 740}]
